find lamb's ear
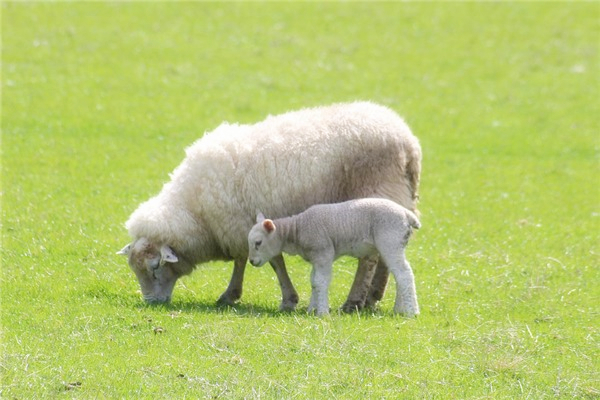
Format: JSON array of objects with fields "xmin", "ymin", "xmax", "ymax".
[
  {"xmin": 160, "ymin": 245, "xmax": 178, "ymax": 263},
  {"xmin": 263, "ymin": 219, "xmax": 276, "ymax": 234},
  {"xmin": 256, "ymin": 212, "xmax": 266, "ymax": 223},
  {"xmin": 117, "ymin": 243, "xmax": 132, "ymax": 256}
]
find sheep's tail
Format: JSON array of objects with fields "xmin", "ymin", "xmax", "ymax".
[
  {"xmin": 406, "ymin": 210, "xmax": 421, "ymax": 230},
  {"xmin": 406, "ymin": 145, "xmax": 421, "ymax": 210},
  {"xmin": 402, "ymin": 141, "xmax": 422, "ymax": 218}
]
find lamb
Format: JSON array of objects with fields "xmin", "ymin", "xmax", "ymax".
[
  {"xmin": 248, "ymin": 198, "xmax": 421, "ymax": 316},
  {"xmin": 117, "ymin": 101, "xmax": 421, "ymax": 310}
]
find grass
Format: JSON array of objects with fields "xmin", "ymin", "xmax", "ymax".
[{"xmin": 2, "ymin": 1, "xmax": 599, "ymax": 398}]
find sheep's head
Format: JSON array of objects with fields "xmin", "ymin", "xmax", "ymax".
[
  {"xmin": 117, "ymin": 238, "xmax": 191, "ymax": 303},
  {"xmin": 248, "ymin": 213, "xmax": 282, "ymax": 267}
]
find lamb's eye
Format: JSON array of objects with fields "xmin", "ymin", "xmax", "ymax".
[{"xmin": 255, "ymin": 240, "xmax": 262, "ymax": 249}]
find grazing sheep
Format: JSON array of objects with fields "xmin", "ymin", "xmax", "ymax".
[
  {"xmin": 118, "ymin": 101, "xmax": 421, "ymax": 309},
  {"xmin": 248, "ymin": 198, "xmax": 421, "ymax": 316}
]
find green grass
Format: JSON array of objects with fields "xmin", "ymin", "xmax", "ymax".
[{"xmin": 2, "ymin": 2, "xmax": 599, "ymax": 398}]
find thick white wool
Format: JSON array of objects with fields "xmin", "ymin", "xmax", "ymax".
[{"xmin": 125, "ymin": 101, "xmax": 421, "ymax": 263}]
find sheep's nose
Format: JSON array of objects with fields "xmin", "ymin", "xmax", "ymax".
[
  {"xmin": 144, "ymin": 295, "xmax": 171, "ymax": 304},
  {"xmin": 250, "ymin": 258, "xmax": 260, "ymax": 267}
]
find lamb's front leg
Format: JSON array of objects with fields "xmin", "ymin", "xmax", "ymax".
[{"xmin": 308, "ymin": 256, "xmax": 334, "ymax": 316}]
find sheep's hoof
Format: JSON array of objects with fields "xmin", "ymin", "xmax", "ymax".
[
  {"xmin": 279, "ymin": 300, "xmax": 298, "ymax": 312},
  {"xmin": 340, "ymin": 300, "xmax": 365, "ymax": 313},
  {"xmin": 278, "ymin": 293, "xmax": 299, "ymax": 312},
  {"xmin": 216, "ymin": 295, "xmax": 238, "ymax": 308},
  {"xmin": 364, "ymin": 296, "xmax": 381, "ymax": 310},
  {"xmin": 216, "ymin": 287, "xmax": 243, "ymax": 307}
]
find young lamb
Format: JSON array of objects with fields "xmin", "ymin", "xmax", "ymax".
[
  {"xmin": 248, "ymin": 198, "xmax": 421, "ymax": 317},
  {"xmin": 118, "ymin": 101, "xmax": 421, "ymax": 310}
]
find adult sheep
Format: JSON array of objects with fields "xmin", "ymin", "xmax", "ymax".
[{"xmin": 118, "ymin": 101, "xmax": 421, "ymax": 311}]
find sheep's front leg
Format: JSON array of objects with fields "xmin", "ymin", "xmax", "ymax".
[
  {"xmin": 217, "ymin": 258, "xmax": 246, "ymax": 306},
  {"xmin": 308, "ymin": 256, "xmax": 333, "ymax": 316},
  {"xmin": 269, "ymin": 254, "xmax": 299, "ymax": 311}
]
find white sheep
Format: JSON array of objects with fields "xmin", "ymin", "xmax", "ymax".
[
  {"xmin": 248, "ymin": 198, "xmax": 421, "ymax": 316},
  {"xmin": 118, "ymin": 101, "xmax": 421, "ymax": 310}
]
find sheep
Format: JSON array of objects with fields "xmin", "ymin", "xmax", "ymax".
[
  {"xmin": 117, "ymin": 101, "xmax": 421, "ymax": 310},
  {"xmin": 248, "ymin": 198, "xmax": 421, "ymax": 316}
]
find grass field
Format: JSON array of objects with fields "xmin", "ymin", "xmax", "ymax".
[{"xmin": 2, "ymin": 2, "xmax": 599, "ymax": 398}]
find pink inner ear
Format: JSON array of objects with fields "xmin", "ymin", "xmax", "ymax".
[{"xmin": 263, "ymin": 219, "xmax": 275, "ymax": 233}]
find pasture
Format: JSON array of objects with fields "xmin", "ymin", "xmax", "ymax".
[{"xmin": 2, "ymin": 2, "xmax": 598, "ymax": 398}]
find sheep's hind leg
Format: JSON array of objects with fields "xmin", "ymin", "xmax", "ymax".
[
  {"xmin": 270, "ymin": 254, "xmax": 299, "ymax": 311},
  {"xmin": 217, "ymin": 258, "xmax": 246, "ymax": 307},
  {"xmin": 341, "ymin": 255, "xmax": 378, "ymax": 313},
  {"xmin": 364, "ymin": 261, "xmax": 390, "ymax": 309}
]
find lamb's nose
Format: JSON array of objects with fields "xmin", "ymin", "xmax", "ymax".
[{"xmin": 250, "ymin": 258, "xmax": 260, "ymax": 267}]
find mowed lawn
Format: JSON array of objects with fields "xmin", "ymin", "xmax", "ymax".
[{"xmin": 2, "ymin": 2, "xmax": 598, "ymax": 399}]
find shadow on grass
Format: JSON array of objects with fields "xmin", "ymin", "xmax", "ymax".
[
  {"xmin": 156, "ymin": 299, "xmax": 284, "ymax": 317},
  {"xmin": 82, "ymin": 284, "xmax": 390, "ymax": 319},
  {"xmin": 82, "ymin": 284, "xmax": 284, "ymax": 316},
  {"xmin": 140, "ymin": 300, "xmax": 392, "ymax": 319}
]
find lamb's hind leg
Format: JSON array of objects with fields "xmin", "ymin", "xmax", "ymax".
[
  {"xmin": 217, "ymin": 258, "xmax": 246, "ymax": 306},
  {"xmin": 380, "ymin": 249, "xmax": 419, "ymax": 317},
  {"xmin": 269, "ymin": 254, "xmax": 299, "ymax": 311},
  {"xmin": 341, "ymin": 255, "xmax": 378, "ymax": 313}
]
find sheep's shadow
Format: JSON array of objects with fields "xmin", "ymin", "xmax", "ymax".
[
  {"xmin": 82, "ymin": 284, "xmax": 281, "ymax": 315},
  {"xmin": 83, "ymin": 285, "xmax": 388, "ymax": 318},
  {"xmin": 149, "ymin": 299, "xmax": 284, "ymax": 317},
  {"xmin": 158, "ymin": 299, "xmax": 388, "ymax": 319}
]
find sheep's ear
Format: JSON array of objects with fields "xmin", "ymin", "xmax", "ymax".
[
  {"xmin": 160, "ymin": 245, "xmax": 178, "ymax": 263},
  {"xmin": 263, "ymin": 219, "xmax": 276, "ymax": 234},
  {"xmin": 256, "ymin": 212, "xmax": 266, "ymax": 223},
  {"xmin": 117, "ymin": 243, "xmax": 132, "ymax": 256}
]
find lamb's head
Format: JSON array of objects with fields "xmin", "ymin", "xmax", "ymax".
[
  {"xmin": 248, "ymin": 213, "xmax": 282, "ymax": 267},
  {"xmin": 117, "ymin": 238, "xmax": 193, "ymax": 303}
]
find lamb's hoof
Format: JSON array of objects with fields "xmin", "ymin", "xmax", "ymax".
[
  {"xmin": 394, "ymin": 309, "xmax": 419, "ymax": 318},
  {"xmin": 341, "ymin": 300, "xmax": 365, "ymax": 313},
  {"xmin": 307, "ymin": 307, "xmax": 330, "ymax": 317}
]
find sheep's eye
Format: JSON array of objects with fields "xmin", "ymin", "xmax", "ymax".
[{"xmin": 255, "ymin": 240, "xmax": 262, "ymax": 249}]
